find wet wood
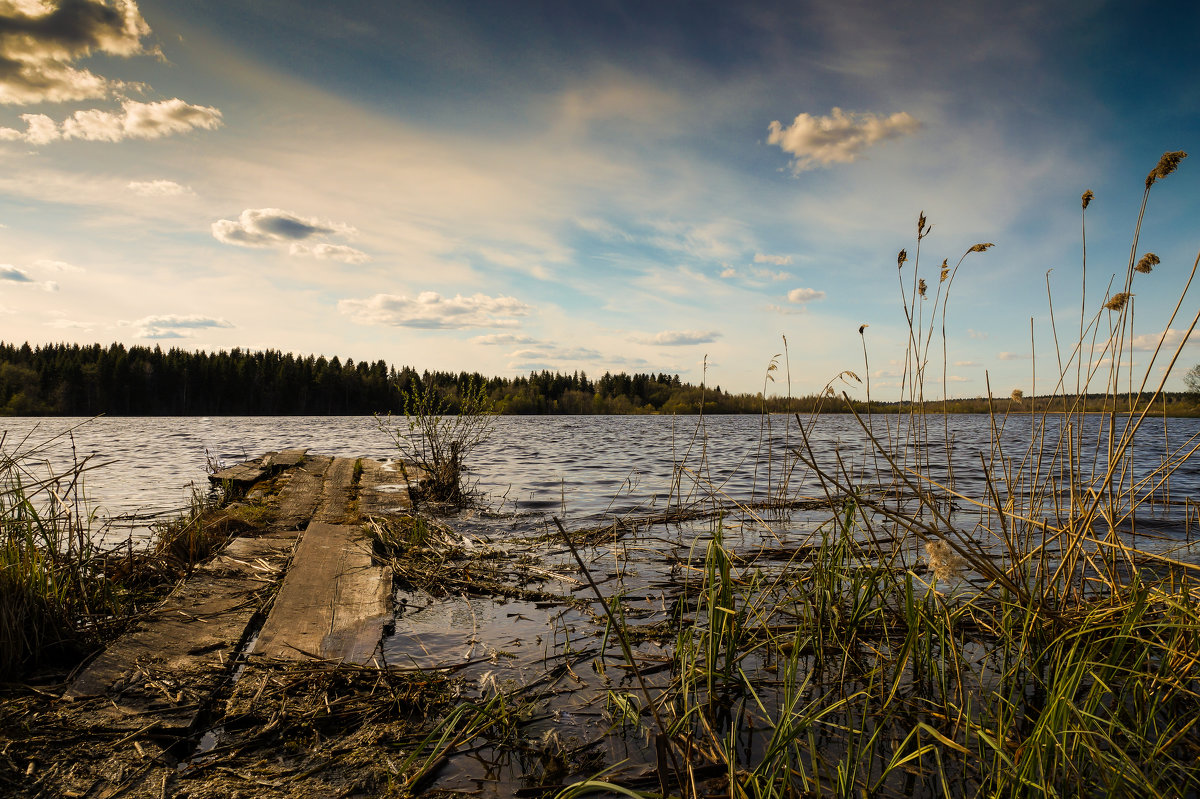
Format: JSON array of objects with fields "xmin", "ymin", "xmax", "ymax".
[
  {"xmin": 251, "ymin": 521, "xmax": 389, "ymax": 663},
  {"xmin": 207, "ymin": 461, "xmax": 268, "ymax": 485},
  {"xmin": 263, "ymin": 447, "xmax": 307, "ymax": 468},
  {"xmin": 314, "ymin": 456, "xmax": 357, "ymax": 524},
  {"xmin": 271, "ymin": 454, "xmax": 331, "ymax": 531},
  {"xmin": 64, "ymin": 536, "xmax": 293, "ymax": 729},
  {"xmin": 357, "ymin": 458, "xmax": 419, "ymax": 516}
]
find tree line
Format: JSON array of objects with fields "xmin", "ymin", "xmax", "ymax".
[
  {"xmin": 2, "ymin": 342, "xmax": 1196, "ymax": 417},
  {"xmin": 0, "ymin": 341, "xmax": 837, "ymax": 416}
]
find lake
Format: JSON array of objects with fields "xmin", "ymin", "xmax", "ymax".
[{"xmin": 3, "ymin": 412, "xmax": 1199, "ymax": 550}]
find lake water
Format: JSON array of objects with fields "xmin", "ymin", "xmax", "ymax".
[{"xmin": 3, "ymin": 413, "xmax": 1199, "ymax": 548}]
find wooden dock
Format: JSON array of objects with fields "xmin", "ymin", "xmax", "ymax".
[{"xmin": 64, "ymin": 452, "xmax": 418, "ymax": 730}]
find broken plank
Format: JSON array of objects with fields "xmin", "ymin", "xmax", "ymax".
[
  {"xmin": 270, "ymin": 454, "xmax": 332, "ymax": 532},
  {"xmin": 208, "ymin": 461, "xmax": 268, "ymax": 486},
  {"xmin": 263, "ymin": 448, "xmax": 308, "ymax": 468},
  {"xmin": 314, "ymin": 457, "xmax": 357, "ymax": 523}
]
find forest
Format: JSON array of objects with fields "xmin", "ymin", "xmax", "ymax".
[{"xmin": 1, "ymin": 341, "xmax": 1196, "ymax": 416}]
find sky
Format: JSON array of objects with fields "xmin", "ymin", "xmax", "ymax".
[{"xmin": 0, "ymin": 0, "xmax": 1197, "ymax": 398}]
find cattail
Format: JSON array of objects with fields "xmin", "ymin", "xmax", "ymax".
[
  {"xmin": 939, "ymin": 258, "xmax": 949, "ymax": 282},
  {"xmin": 897, "ymin": 248, "xmax": 907, "ymax": 268},
  {"xmin": 1146, "ymin": 151, "xmax": 1187, "ymax": 188},
  {"xmin": 918, "ymin": 278, "xmax": 927, "ymax": 298},
  {"xmin": 1010, "ymin": 389, "xmax": 1024, "ymax": 404},
  {"xmin": 1105, "ymin": 292, "xmax": 1132, "ymax": 311},
  {"xmin": 969, "ymin": 243, "xmax": 994, "ymax": 253},
  {"xmin": 1135, "ymin": 252, "xmax": 1159, "ymax": 274},
  {"xmin": 1082, "ymin": 189, "xmax": 1094, "ymax": 209},
  {"xmin": 858, "ymin": 323, "xmax": 869, "ymax": 334}
]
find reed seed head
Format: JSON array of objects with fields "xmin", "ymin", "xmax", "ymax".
[
  {"xmin": 897, "ymin": 248, "xmax": 907, "ymax": 268},
  {"xmin": 1082, "ymin": 189, "xmax": 1094, "ymax": 209},
  {"xmin": 969, "ymin": 242, "xmax": 994, "ymax": 253},
  {"xmin": 925, "ymin": 540, "xmax": 966, "ymax": 582},
  {"xmin": 858, "ymin": 323, "xmax": 869, "ymax": 335},
  {"xmin": 1104, "ymin": 292, "xmax": 1132, "ymax": 311},
  {"xmin": 939, "ymin": 259, "xmax": 949, "ymax": 282},
  {"xmin": 1010, "ymin": 389, "xmax": 1023, "ymax": 404},
  {"xmin": 1135, "ymin": 252, "xmax": 1159, "ymax": 274},
  {"xmin": 1146, "ymin": 150, "xmax": 1187, "ymax": 188},
  {"xmin": 918, "ymin": 278, "xmax": 927, "ymax": 298},
  {"xmin": 917, "ymin": 211, "xmax": 926, "ymax": 235}
]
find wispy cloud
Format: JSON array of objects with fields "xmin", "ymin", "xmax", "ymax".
[
  {"xmin": 288, "ymin": 242, "xmax": 371, "ymax": 264},
  {"xmin": 632, "ymin": 329, "xmax": 720, "ymax": 346},
  {"xmin": 754, "ymin": 253, "xmax": 792, "ymax": 266},
  {"xmin": 0, "ymin": 264, "xmax": 57, "ymax": 291},
  {"xmin": 339, "ymin": 291, "xmax": 530, "ymax": 329},
  {"xmin": 472, "ymin": 332, "xmax": 535, "ymax": 345},
  {"xmin": 123, "ymin": 313, "xmax": 234, "ymax": 339},
  {"xmin": 997, "ymin": 351, "xmax": 1028, "ymax": 360},
  {"xmin": 767, "ymin": 107, "xmax": 920, "ymax": 172},
  {"xmin": 127, "ymin": 179, "xmax": 191, "ymax": 197}
]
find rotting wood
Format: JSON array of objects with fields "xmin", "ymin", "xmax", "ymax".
[
  {"xmin": 64, "ymin": 536, "xmax": 294, "ymax": 729},
  {"xmin": 251, "ymin": 521, "xmax": 389, "ymax": 663},
  {"xmin": 207, "ymin": 461, "xmax": 268, "ymax": 486},
  {"xmin": 357, "ymin": 457, "xmax": 420, "ymax": 516},
  {"xmin": 270, "ymin": 454, "xmax": 332, "ymax": 532},
  {"xmin": 314, "ymin": 457, "xmax": 357, "ymax": 524},
  {"xmin": 263, "ymin": 447, "xmax": 307, "ymax": 468}
]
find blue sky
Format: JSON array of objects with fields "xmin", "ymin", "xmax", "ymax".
[{"xmin": 0, "ymin": 0, "xmax": 1197, "ymax": 397}]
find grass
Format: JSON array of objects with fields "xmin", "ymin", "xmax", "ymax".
[{"xmin": 533, "ymin": 150, "xmax": 1200, "ymax": 798}]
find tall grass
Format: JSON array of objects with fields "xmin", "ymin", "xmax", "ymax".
[{"xmin": 553, "ymin": 151, "xmax": 1200, "ymax": 798}]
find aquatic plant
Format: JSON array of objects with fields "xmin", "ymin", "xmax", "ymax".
[{"xmin": 376, "ymin": 378, "xmax": 495, "ymax": 506}]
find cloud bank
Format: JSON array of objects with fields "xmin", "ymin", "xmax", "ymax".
[
  {"xmin": 767, "ymin": 107, "xmax": 920, "ymax": 172},
  {"xmin": 339, "ymin": 291, "xmax": 530, "ymax": 329},
  {"xmin": 0, "ymin": 98, "xmax": 222, "ymax": 143},
  {"xmin": 0, "ymin": 0, "xmax": 151, "ymax": 105}
]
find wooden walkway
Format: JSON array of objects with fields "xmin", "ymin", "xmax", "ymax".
[{"xmin": 64, "ymin": 452, "xmax": 416, "ymax": 730}]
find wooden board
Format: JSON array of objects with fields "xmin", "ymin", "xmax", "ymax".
[
  {"xmin": 314, "ymin": 456, "xmax": 357, "ymax": 523},
  {"xmin": 64, "ymin": 537, "xmax": 294, "ymax": 729},
  {"xmin": 271, "ymin": 454, "xmax": 331, "ymax": 532},
  {"xmin": 208, "ymin": 461, "xmax": 268, "ymax": 485},
  {"xmin": 357, "ymin": 458, "xmax": 419, "ymax": 516},
  {"xmin": 264, "ymin": 447, "xmax": 308, "ymax": 468},
  {"xmin": 251, "ymin": 522, "xmax": 389, "ymax": 663}
]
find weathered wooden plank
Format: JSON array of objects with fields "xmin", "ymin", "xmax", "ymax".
[
  {"xmin": 357, "ymin": 458, "xmax": 420, "ymax": 516},
  {"xmin": 264, "ymin": 447, "xmax": 308, "ymax": 468},
  {"xmin": 271, "ymin": 454, "xmax": 332, "ymax": 532},
  {"xmin": 314, "ymin": 456, "xmax": 357, "ymax": 524},
  {"xmin": 64, "ymin": 537, "xmax": 293, "ymax": 729},
  {"xmin": 251, "ymin": 522, "xmax": 389, "ymax": 662},
  {"xmin": 208, "ymin": 461, "xmax": 268, "ymax": 485}
]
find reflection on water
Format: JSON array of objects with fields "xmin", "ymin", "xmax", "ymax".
[{"xmin": 1, "ymin": 413, "xmax": 1198, "ymax": 544}]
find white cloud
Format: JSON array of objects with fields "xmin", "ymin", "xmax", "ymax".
[
  {"xmin": 1131, "ymin": 328, "xmax": 1196, "ymax": 352},
  {"xmin": 953, "ymin": 360, "xmax": 979, "ymax": 367},
  {"xmin": 633, "ymin": 330, "xmax": 721, "ymax": 346},
  {"xmin": 339, "ymin": 291, "xmax": 531, "ymax": 329},
  {"xmin": 754, "ymin": 253, "xmax": 792, "ymax": 266},
  {"xmin": 968, "ymin": 329, "xmax": 989, "ymax": 340},
  {"xmin": 719, "ymin": 267, "xmax": 737, "ymax": 278},
  {"xmin": 0, "ymin": 0, "xmax": 151, "ymax": 105},
  {"xmin": 472, "ymin": 332, "xmax": 535, "ymax": 345},
  {"xmin": 212, "ymin": 208, "xmax": 357, "ymax": 254},
  {"xmin": 0, "ymin": 264, "xmax": 33, "ymax": 283},
  {"xmin": 0, "ymin": 263, "xmax": 56, "ymax": 290},
  {"xmin": 127, "ymin": 179, "xmax": 190, "ymax": 197},
  {"xmin": 997, "ymin": 351, "xmax": 1029, "ymax": 360},
  {"xmin": 123, "ymin": 313, "xmax": 234, "ymax": 338},
  {"xmin": 787, "ymin": 287, "xmax": 825, "ymax": 303},
  {"xmin": 767, "ymin": 107, "xmax": 921, "ymax": 172},
  {"xmin": 508, "ymin": 345, "xmax": 603, "ymax": 361},
  {"xmin": 288, "ymin": 241, "xmax": 371, "ymax": 264},
  {"xmin": 45, "ymin": 317, "xmax": 92, "ymax": 330},
  {"xmin": 0, "ymin": 99, "xmax": 223, "ymax": 143}
]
